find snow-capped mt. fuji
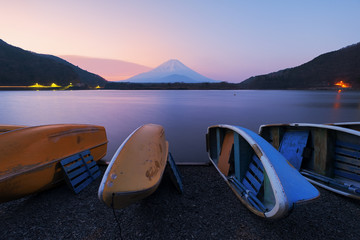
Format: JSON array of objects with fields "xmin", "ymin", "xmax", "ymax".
[{"xmin": 123, "ymin": 59, "xmax": 218, "ymax": 83}]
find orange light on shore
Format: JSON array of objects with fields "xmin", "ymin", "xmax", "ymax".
[{"xmin": 335, "ymin": 81, "xmax": 351, "ymax": 88}]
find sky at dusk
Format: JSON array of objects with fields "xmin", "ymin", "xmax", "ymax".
[{"xmin": 1, "ymin": 0, "xmax": 360, "ymax": 82}]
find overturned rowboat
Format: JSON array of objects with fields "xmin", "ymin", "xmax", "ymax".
[
  {"xmin": 259, "ymin": 123, "xmax": 360, "ymax": 199},
  {"xmin": 0, "ymin": 124, "xmax": 108, "ymax": 203},
  {"xmin": 98, "ymin": 124, "xmax": 170, "ymax": 209},
  {"xmin": 206, "ymin": 124, "xmax": 319, "ymax": 219}
]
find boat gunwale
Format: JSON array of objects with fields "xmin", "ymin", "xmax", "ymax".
[
  {"xmin": 326, "ymin": 121, "xmax": 360, "ymax": 126},
  {"xmin": 0, "ymin": 123, "xmax": 105, "ymax": 135},
  {"xmin": 258, "ymin": 123, "xmax": 360, "ymax": 137},
  {"xmin": 305, "ymin": 177, "xmax": 360, "ymax": 200},
  {"xmin": 0, "ymin": 141, "xmax": 108, "ymax": 182}
]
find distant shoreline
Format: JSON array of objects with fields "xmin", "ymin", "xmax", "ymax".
[
  {"xmin": 103, "ymin": 82, "xmax": 358, "ymax": 91},
  {"xmin": 0, "ymin": 82, "xmax": 357, "ymax": 91},
  {"xmin": 0, "ymin": 86, "xmax": 90, "ymax": 91}
]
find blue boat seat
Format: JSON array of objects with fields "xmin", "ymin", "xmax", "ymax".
[
  {"xmin": 60, "ymin": 150, "xmax": 101, "ymax": 194},
  {"xmin": 334, "ymin": 140, "xmax": 360, "ymax": 182},
  {"xmin": 279, "ymin": 131, "xmax": 309, "ymax": 170},
  {"xmin": 165, "ymin": 152, "xmax": 183, "ymax": 193},
  {"xmin": 241, "ymin": 155, "xmax": 264, "ymax": 195}
]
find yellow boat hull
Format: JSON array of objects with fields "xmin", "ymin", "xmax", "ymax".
[
  {"xmin": 98, "ymin": 124, "xmax": 168, "ymax": 209},
  {"xmin": 0, "ymin": 124, "xmax": 108, "ymax": 203}
]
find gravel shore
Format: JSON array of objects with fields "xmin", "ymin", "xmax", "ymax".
[{"xmin": 1, "ymin": 165, "xmax": 360, "ymax": 240}]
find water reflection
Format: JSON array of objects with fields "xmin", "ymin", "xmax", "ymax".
[
  {"xmin": 334, "ymin": 90, "xmax": 341, "ymax": 109},
  {"xmin": 0, "ymin": 90, "xmax": 359, "ymax": 163}
]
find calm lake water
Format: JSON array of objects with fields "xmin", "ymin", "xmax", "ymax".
[{"xmin": 1, "ymin": 90, "xmax": 359, "ymax": 163}]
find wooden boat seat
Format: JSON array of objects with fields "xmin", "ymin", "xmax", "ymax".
[
  {"xmin": 60, "ymin": 150, "xmax": 101, "ymax": 194},
  {"xmin": 217, "ymin": 132, "xmax": 234, "ymax": 176},
  {"xmin": 227, "ymin": 155, "xmax": 267, "ymax": 212},
  {"xmin": 241, "ymin": 155, "xmax": 264, "ymax": 195},
  {"xmin": 334, "ymin": 141, "xmax": 360, "ymax": 182},
  {"xmin": 279, "ymin": 131, "xmax": 309, "ymax": 170}
]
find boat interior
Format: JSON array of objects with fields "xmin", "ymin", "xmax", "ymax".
[
  {"xmin": 207, "ymin": 127, "xmax": 276, "ymax": 214},
  {"xmin": 260, "ymin": 125, "xmax": 360, "ymax": 194}
]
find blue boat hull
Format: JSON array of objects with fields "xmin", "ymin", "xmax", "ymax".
[{"xmin": 207, "ymin": 124, "xmax": 319, "ymax": 219}]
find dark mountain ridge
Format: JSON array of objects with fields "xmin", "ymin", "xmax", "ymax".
[
  {"xmin": 0, "ymin": 39, "xmax": 107, "ymax": 87},
  {"xmin": 240, "ymin": 43, "xmax": 360, "ymax": 89}
]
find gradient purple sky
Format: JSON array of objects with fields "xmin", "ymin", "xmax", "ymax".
[{"xmin": 1, "ymin": 0, "xmax": 360, "ymax": 82}]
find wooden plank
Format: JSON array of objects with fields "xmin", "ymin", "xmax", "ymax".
[
  {"xmin": 233, "ymin": 133, "xmax": 241, "ymax": 180},
  {"xmin": 64, "ymin": 159, "xmax": 83, "ymax": 172},
  {"xmin": 334, "ymin": 169, "xmax": 360, "ymax": 182},
  {"xmin": 244, "ymin": 170, "xmax": 261, "ymax": 192},
  {"xmin": 68, "ymin": 165, "xmax": 88, "ymax": 179},
  {"xmin": 334, "ymin": 139, "xmax": 360, "ymax": 181},
  {"xmin": 229, "ymin": 176, "xmax": 266, "ymax": 212},
  {"xmin": 252, "ymin": 155, "xmax": 264, "ymax": 171},
  {"xmin": 218, "ymin": 132, "xmax": 234, "ymax": 176},
  {"xmin": 336, "ymin": 140, "xmax": 360, "ymax": 152},
  {"xmin": 81, "ymin": 152, "xmax": 93, "ymax": 162},
  {"xmin": 336, "ymin": 147, "xmax": 360, "ymax": 159},
  {"xmin": 216, "ymin": 128, "xmax": 221, "ymax": 163},
  {"xmin": 60, "ymin": 154, "xmax": 82, "ymax": 166},
  {"xmin": 302, "ymin": 169, "xmax": 360, "ymax": 189},
  {"xmin": 335, "ymin": 162, "xmax": 360, "ymax": 174},
  {"xmin": 81, "ymin": 149, "xmax": 91, "ymax": 155},
  {"xmin": 247, "ymin": 192, "xmax": 267, "ymax": 212},
  {"xmin": 249, "ymin": 162, "xmax": 264, "ymax": 182},
  {"xmin": 71, "ymin": 171, "xmax": 90, "ymax": 186},
  {"xmin": 80, "ymin": 153, "xmax": 97, "ymax": 180},
  {"xmin": 270, "ymin": 127, "xmax": 280, "ymax": 149},
  {"xmin": 242, "ymin": 178, "xmax": 256, "ymax": 193},
  {"xmin": 335, "ymin": 154, "xmax": 360, "ymax": 166},
  {"xmin": 89, "ymin": 163, "xmax": 100, "ymax": 173},
  {"xmin": 60, "ymin": 150, "xmax": 100, "ymax": 194},
  {"xmin": 279, "ymin": 131, "xmax": 309, "ymax": 170},
  {"xmin": 86, "ymin": 160, "xmax": 97, "ymax": 169},
  {"xmin": 313, "ymin": 128, "xmax": 330, "ymax": 176}
]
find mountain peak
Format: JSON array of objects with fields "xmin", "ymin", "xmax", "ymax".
[
  {"xmin": 124, "ymin": 59, "xmax": 217, "ymax": 83},
  {"xmin": 153, "ymin": 59, "xmax": 189, "ymax": 73}
]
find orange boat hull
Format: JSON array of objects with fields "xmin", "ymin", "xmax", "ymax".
[{"xmin": 0, "ymin": 124, "xmax": 108, "ymax": 203}]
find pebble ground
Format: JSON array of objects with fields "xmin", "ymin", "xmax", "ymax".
[{"xmin": 1, "ymin": 165, "xmax": 360, "ymax": 240}]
